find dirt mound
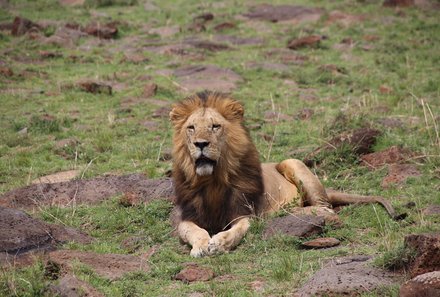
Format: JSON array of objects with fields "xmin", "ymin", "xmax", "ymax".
[
  {"xmin": 294, "ymin": 256, "xmax": 400, "ymax": 296},
  {"xmin": 0, "ymin": 206, "xmax": 93, "ymax": 268},
  {"xmin": 0, "ymin": 174, "xmax": 174, "ymax": 210},
  {"xmin": 47, "ymin": 250, "xmax": 149, "ymax": 280}
]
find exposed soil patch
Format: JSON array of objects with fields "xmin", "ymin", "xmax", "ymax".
[
  {"xmin": 172, "ymin": 65, "xmax": 243, "ymax": 92},
  {"xmin": 263, "ymin": 215, "xmax": 324, "ymax": 239},
  {"xmin": 49, "ymin": 275, "xmax": 104, "ymax": 297},
  {"xmin": 174, "ymin": 263, "xmax": 215, "ymax": 283},
  {"xmin": 47, "ymin": 250, "xmax": 149, "ymax": 280},
  {"xmin": 404, "ymin": 233, "xmax": 440, "ymax": 278},
  {"xmin": 399, "ymin": 271, "xmax": 440, "ymax": 297},
  {"xmin": 294, "ymin": 256, "xmax": 400, "ymax": 296},
  {"xmin": 361, "ymin": 146, "xmax": 415, "ymax": 169},
  {"xmin": 287, "ymin": 35, "xmax": 324, "ymax": 50},
  {"xmin": 244, "ymin": 4, "xmax": 324, "ymax": 23},
  {"xmin": 0, "ymin": 174, "xmax": 174, "ymax": 210},
  {"xmin": 381, "ymin": 164, "xmax": 421, "ymax": 188},
  {"xmin": 0, "ymin": 206, "xmax": 93, "ymax": 268}
]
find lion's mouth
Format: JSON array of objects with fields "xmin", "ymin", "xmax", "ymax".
[{"xmin": 195, "ymin": 156, "xmax": 216, "ymax": 176}]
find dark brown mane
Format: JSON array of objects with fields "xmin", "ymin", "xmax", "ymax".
[{"xmin": 171, "ymin": 92, "xmax": 264, "ymax": 235}]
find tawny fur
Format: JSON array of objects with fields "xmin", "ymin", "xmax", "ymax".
[{"xmin": 170, "ymin": 91, "xmax": 399, "ymax": 257}]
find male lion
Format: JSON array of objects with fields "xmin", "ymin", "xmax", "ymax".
[{"xmin": 170, "ymin": 91, "xmax": 399, "ymax": 257}]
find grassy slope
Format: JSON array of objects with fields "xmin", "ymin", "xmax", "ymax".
[{"xmin": 0, "ymin": 0, "xmax": 439, "ymax": 296}]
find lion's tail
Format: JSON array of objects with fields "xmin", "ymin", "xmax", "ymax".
[{"xmin": 326, "ymin": 189, "xmax": 406, "ymax": 220}]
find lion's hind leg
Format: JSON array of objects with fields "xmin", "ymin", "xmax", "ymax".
[{"xmin": 276, "ymin": 159, "xmax": 331, "ymax": 208}]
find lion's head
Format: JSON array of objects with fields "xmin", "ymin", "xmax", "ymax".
[{"xmin": 170, "ymin": 91, "xmax": 253, "ymax": 182}]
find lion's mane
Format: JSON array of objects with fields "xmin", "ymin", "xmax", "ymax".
[{"xmin": 171, "ymin": 92, "xmax": 264, "ymax": 235}]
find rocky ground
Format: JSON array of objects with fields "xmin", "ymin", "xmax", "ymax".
[{"xmin": 0, "ymin": 0, "xmax": 439, "ymax": 296}]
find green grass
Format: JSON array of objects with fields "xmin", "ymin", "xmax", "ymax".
[{"xmin": 1, "ymin": 0, "xmax": 439, "ymax": 296}]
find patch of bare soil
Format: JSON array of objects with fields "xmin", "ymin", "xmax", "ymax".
[
  {"xmin": 263, "ymin": 215, "xmax": 324, "ymax": 239},
  {"xmin": 404, "ymin": 233, "xmax": 440, "ymax": 278},
  {"xmin": 47, "ymin": 250, "xmax": 149, "ymax": 280},
  {"xmin": 172, "ymin": 65, "xmax": 243, "ymax": 92},
  {"xmin": 381, "ymin": 164, "xmax": 421, "ymax": 188},
  {"xmin": 294, "ymin": 256, "xmax": 401, "ymax": 296},
  {"xmin": 49, "ymin": 275, "xmax": 104, "ymax": 297},
  {"xmin": 243, "ymin": 4, "xmax": 324, "ymax": 24},
  {"xmin": 361, "ymin": 146, "xmax": 415, "ymax": 169},
  {"xmin": 399, "ymin": 271, "xmax": 440, "ymax": 297},
  {"xmin": 0, "ymin": 174, "xmax": 174, "ymax": 210},
  {"xmin": 0, "ymin": 206, "xmax": 93, "ymax": 268},
  {"xmin": 174, "ymin": 263, "xmax": 215, "ymax": 283}
]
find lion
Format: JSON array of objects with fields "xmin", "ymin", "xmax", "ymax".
[{"xmin": 170, "ymin": 91, "xmax": 400, "ymax": 257}]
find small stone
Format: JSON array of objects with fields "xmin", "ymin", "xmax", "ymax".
[
  {"xmin": 213, "ymin": 22, "xmax": 236, "ymax": 31},
  {"xmin": 380, "ymin": 85, "xmax": 393, "ymax": 94},
  {"xmin": 174, "ymin": 263, "xmax": 214, "ymax": 283},
  {"xmin": 302, "ymin": 237, "xmax": 340, "ymax": 249},
  {"xmin": 119, "ymin": 192, "xmax": 141, "ymax": 207}
]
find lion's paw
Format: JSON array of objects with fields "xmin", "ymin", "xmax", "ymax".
[
  {"xmin": 207, "ymin": 234, "xmax": 229, "ymax": 255},
  {"xmin": 190, "ymin": 245, "xmax": 209, "ymax": 258}
]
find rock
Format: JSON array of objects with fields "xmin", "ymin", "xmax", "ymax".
[
  {"xmin": 361, "ymin": 146, "xmax": 414, "ymax": 169},
  {"xmin": 0, "ymin": 66, "xmax": 14, "ymax": 77},
  {"xmin": 263, "ymin": 215, "xmax": 324, "ymax": 239},
  {"xmin": 143, "ymin": 83, "xmax": 158, "ymax": 98},
  {"xmin": 383, "ymin": 0, "xmax": 415, "ymax": 7},
  {"xmin": 173, "ymin": 65, "xmax": 243, "ymax": 92},
  {"xmin": 11, "ymin": 16, "xmax": 40, "ymax": 36},
  {"xmin": 399, "ymin": 271, "xmax": 440, "ymax": 297},
  {"xmin": 31, "ymin": 170, "xmax": 80, "ymax": 184},
  {"xmin": 381, "ymin": 164, "xmax": 421, "ymax": 188},
  {"xmin": 380, "ymin": 85, "xmax": 393, "ymax": 94},
  {"xmin": 78, "ymin": 81, "xmax": 112, "ymax": 95},
  {"xmin": 287, "ymin": 35, "xmax": 324, "ymax": 50},
  {"xmin": 47, "ymin": 250, "xmax": 149, "ymax": 280},
  {"xmin": 301, "ymin": 237, "xmax": 340, "ymax": 249},
  {"xmin": 423, "ymin": 205, "xmax": 440, "ymax": 216},
  {"xmin": 404, "ymin": 233, "xmax": 440, "ymax": 278},
  {"xmin": 244, "ymin": 4, "xmax": 324, "ymax": 23},
  {"xmin": 294, "ymin": 256, "xmax": 399, "ymax": 296},
  {"xmin": 304, "ymin": 128, "xmax": 381, "ymax": 166},
  {"xmin": 0, "ymin": 175, "xmax": 174, "ymax": 210},
  {"xmin": 174, "ymin": 263, "xmax": 214, "ymax": 283},
  {"xmin": 83, "ymin": 22, "xmax": 118, "ymax": 39},
  {"xmin": 49, "ymin": 275, "xmax": 104, "ymax": 297}
]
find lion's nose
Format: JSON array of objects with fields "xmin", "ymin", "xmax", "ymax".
[{"xmin": 194, "ymin": 141, "xmax": 210, "ymax": 150}]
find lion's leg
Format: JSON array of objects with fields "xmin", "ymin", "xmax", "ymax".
[
  {"xmin": 178, "ymin": 221, "xmax": 211, "ymax": 257},
  {"xmin": 276, "ymin": 159, "xmax": 331, "ymax": 208},
  {"xmin": 208, "ymin": 217, "xmax": 250, "ymax": 254}
]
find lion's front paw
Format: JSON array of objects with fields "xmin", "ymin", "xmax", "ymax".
[
  {"xmin": 207, "ymin": 233, "xmax": 229, "ymax": 255},
  {"xmin": 190, "ymin": 239, "xmax": 210, "ymax": 258}
]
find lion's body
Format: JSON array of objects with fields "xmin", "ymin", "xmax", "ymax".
[{"xmin": 170, "ymin": 91, "xmax": 398, "ymax": 257}]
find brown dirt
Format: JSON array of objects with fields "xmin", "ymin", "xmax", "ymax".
[
  {"xmin": 294, "ymin": 256, "xmax": 401, "ymax": 296},
  {"xmin": 301, "ymin": 237, "xmax": 341, "ymax": 249},
  {"xmin": 0, "ymin": 206, "xmax": 93, "ymax": 268},
  {"xmin": 361, "ymin": 146, "xmax": 415, "ymax": 169},
  {"xmin": 174, "ymin": 263, "xmax": 215, "ymax": 283},
  {"xmin": 381, "ymin": 164, "xmax": 421, "ymax": 188},
  {"xmin": 263, "ymin": 215, "xmax": 324, "ymax": 239},
  {"xmin": 49, "ymin": 275, "xmax": 104, "ymax": 297},
  {"xmin": 244, "ymin": 4, "xmax": 324, "ymax": 23},
  {"xmin": 47, "ymin": 250, "xmax": 149, "ymax": 280},
  {"xmin": 0, "ymin": 174, "xmax": 174, "ymax": 211},
  {"xmin": 404, "ymin": 233, "xmax": 440, "ymax": 278},
  {"xmin": 287, "ymin": 35, "xmax": 324, "ymax": 50},
  {"xmin": 399, "ymin": 271, "xmax": 440, "ymax": 297},
  {"xmin": 172, "ymin": 64, "xmax": 243, "ymax": 92}
]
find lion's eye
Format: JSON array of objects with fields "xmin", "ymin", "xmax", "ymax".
[
  {"xmin": 212, "ymin": 124, "xmax": 221, "ymax": 131},
  {"xmin": 187, "ymin": 125, "xmax": 195, "ymax": 132}
]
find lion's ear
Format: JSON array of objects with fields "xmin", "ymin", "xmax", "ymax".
[{"xmin": 224, "ymin": 100, "xmax": 244, "ymax": 121}]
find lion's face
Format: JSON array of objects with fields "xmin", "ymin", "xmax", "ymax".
[{"xmin": 183, "ymin": 107, "xmax": 227, "ymax": 176}]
